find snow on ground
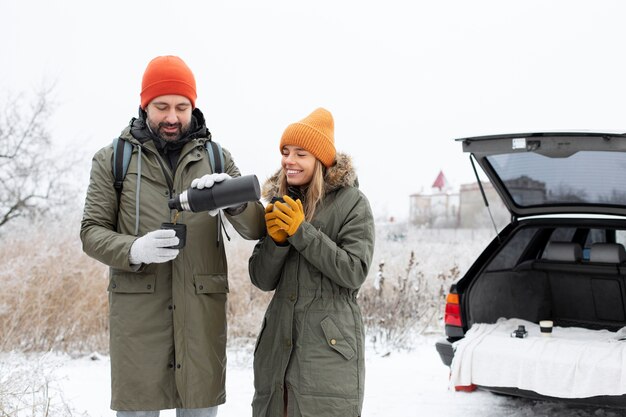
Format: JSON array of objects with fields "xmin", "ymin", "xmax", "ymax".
[{"xmin": 7, "ymin": 335, "xmax": 625, "ymax": 417}]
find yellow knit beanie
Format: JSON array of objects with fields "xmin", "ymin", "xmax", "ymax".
[{"xmin": 279, "ymin": 108, "xmax": 336, "ymax": 167}]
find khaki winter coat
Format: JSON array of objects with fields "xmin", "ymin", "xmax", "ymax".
[
  {"xmin": 80, "ymin": 116, "xmax": 265, "ymax": 411},
  {"xmin": 248, "ymin": 153, "xmax": 375, "ymax": 417}
]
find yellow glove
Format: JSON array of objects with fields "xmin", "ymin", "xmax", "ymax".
[
  {"xmin": 273, "ymin": 195, "xmax": 305, "ymax": 236},
  {"xmin": 265, "ymin": 203, "xmax": 288, "ymax": 244}
]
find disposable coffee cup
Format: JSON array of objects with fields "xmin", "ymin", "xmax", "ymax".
[
  {"xmin": 539, "ymin": 320, "xmax": 553, "ymax": 336},
  {"xmin": 160, "ymin": 223, "xmax": 186, "ymax": 249}
]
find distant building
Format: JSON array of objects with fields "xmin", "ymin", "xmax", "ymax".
[
  {"xmin": 467, "ymin": 175, "xmax": 546, "ymax": 227},
  {"xmin": 409, "ymin": 171, "xmax": 533, "ymax": 228},
  {"xmin": 457, "ymin": 181, "xmax": 508, "ymax": 228},
  {"xmin": 409, "ymin": 171, "xmax": 459, "ymax": 228}
]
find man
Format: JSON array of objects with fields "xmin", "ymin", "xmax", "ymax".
[{"xmin": 80, "ymin": 55, "xmax": 265, "ymax": 417}]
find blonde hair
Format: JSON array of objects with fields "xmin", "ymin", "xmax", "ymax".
[{"xmin": 278, "ymin": 160, "xmax": 325, "ymax": 221}]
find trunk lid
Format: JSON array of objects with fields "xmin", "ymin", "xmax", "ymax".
[{"xmin": 458, "ymin": 132, "xmax": 626, "ymax": 218}]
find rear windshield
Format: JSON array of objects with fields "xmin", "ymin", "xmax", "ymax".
[{"xmin": 486, "ymin": 151, "xmax": 626, "ymax": 207}]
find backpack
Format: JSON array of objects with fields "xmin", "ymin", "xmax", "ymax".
[{"xmin": 112, "ymin": 137, "xmax": 224, "ymax": 197}]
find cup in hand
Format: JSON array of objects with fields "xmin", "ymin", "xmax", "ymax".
[
  {"xmin": 160, "ymin": 223, "xmax": 186, "ymax": 249},
  {"xmin": 271, "ymin": 196, "xmax": 285, "ymax": 211}
]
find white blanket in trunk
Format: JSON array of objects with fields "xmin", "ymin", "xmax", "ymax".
[{"xmin": 450, "ymin": 318, "xmax": 626, "ymax": 398}]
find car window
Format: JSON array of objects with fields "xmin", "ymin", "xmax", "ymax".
[
  {"xmin": 548, "ymin": 227, "xmax": 576, "ymax": 242},
  {"xmin": 579, "ymin": 228, "xmax": 626, "ymax": 260},
  {"xmin": 581, "ymin": 228, "xmax": 605, "ymax": 261},
  {"xmin": 486, "ymin": 227, "xmax": 538, "ymax": 271},
  {"xmin": 486, "ymin": 151, "xmax": 626, "ymax": 207},
  {"xmin": 540, "ymin": 227, "xmax": 577, "ymax": 259}
]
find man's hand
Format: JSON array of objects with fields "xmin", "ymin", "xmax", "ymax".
[
  {"xmin": 190, "ymin": 173, "xmax": 231, "ymax": 189},
  {"xmin": 190, "ymin": 173, "xmax": 232, "ymax": 216},
  {"xmin": 129, "ymin": 229, "xmax": 180, "ymax": 265}
]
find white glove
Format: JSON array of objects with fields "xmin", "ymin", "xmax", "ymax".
[
  {"xmin": 129, "ymin": 229, "xmax": 180, "ymax": 265},
  {"xmin": 190, "ymin": 173, "xmax": 231, "ymax": 189},
  {"xmin": 190, "ymin": 173, "xmax": 232, "ymax": 216}
]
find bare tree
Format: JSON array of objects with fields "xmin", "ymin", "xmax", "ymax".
[{"xmin": 0, "ymin": 87, "xmax": 68, "ymax": 229}]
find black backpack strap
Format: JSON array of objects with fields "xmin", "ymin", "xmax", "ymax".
[
  {"xmin": 205, "ymin": 139, "xmax": 227, "ymax": 247},
  {"xmin": 206, "ymin": 140, "xmax": 224, "ymax": 174},
  {"xmin": 112, "ymin": 137, "xmax": 133, "ymax": 201}
]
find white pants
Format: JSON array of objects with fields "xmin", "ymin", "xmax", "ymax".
[{"xmin": 116, "ymin": 407, "xmax": 218, "ymax": 417}]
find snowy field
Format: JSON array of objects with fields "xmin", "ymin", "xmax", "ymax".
[{"xmin": 5, "ymin": 335, "xmax": 626, "ymax": 417}]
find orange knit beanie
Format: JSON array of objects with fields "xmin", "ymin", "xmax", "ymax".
[
  {"xmin": 279, "ymin": 108, "xmax": 336, "ymax": 167},
  {"xmin": 140, "ymin": 55, "xmax": 197, "ymax": 109}
]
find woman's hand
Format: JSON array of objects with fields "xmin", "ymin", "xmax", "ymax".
[
  {"xmin": 265, "ymin": 203, "xmax": 289, "ymax": 243},
  {"xmin": 273, "ymin": 195, "xmax": 305, "ymax": 236}
]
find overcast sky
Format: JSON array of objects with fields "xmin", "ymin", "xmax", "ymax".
[{"xmin": 3, "ymin": 1, "xmax": 626, "ymax": 220}]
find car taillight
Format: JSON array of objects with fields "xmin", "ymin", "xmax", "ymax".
[{"xmin": 444, "ymin": 293, "xmax": 462, "ymax": 327}]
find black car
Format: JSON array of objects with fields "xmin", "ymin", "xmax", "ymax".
[{"xmin": 436, "ymin": 132, "xmax": 626, "ymax": 408}]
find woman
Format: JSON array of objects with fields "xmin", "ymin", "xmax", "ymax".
[{"xmin": 248, "ymin": 108, "xmax": 375, "ymax": 417}]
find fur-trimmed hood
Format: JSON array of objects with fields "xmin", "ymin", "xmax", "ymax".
[{"xmin": 261, "ymin": 152, "xmax": 357, "ymax": 201}]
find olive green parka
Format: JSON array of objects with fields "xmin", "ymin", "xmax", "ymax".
[
  {"xmin": 248, "ymin": 153, "xmax": 375, "ymax": 417},
  {"xmin": 80, "ymin": 109, "xmax": 265, "ymax": 411}
]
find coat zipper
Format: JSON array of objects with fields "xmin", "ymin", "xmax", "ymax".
[
  {"xmin": 138, "ymin": 143, "xmax": 175, "ymax": 194},
  {"xmin": 139, "ymin": 143, "xmax": 202, "ymax": 195}
]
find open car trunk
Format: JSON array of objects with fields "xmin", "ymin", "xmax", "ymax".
[
  {"xmin": 453, "ymin": 218, "xmax": 626, "ymax": 406},
  {"xmin": 441, "ymin": 132, "xmax": 626, "ymax": 407},
  {"xmin": 464, "ymin": 218, "xmax": 626, "ymax": 332},
  {"xmin": 455, "ymin": 132, "xmax": 626, "ymax": 331}
]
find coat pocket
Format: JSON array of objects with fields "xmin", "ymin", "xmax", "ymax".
[
  {"xmin": 301, "ymin": 313, "xmax": 359, "ymax": 397},
  {"xmin": 193, "ymin": 274, "xmax": 229, "ymax": 294},
  {"xmin": 320, "ymin": 316, "xmax": 355, "ymax": 360},
  {"xmin": 108, "ymin": 272, "xmax": 156, "ymax": 293}
]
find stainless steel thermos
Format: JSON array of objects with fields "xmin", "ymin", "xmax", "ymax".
[{"xmin": 168, "ymin": 174, "xmax": 261, "ymax": 212}]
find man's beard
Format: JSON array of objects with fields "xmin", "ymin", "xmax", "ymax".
[{"xmin": 148, "ymin": 120, "xmax": 190, "ymax": 142}]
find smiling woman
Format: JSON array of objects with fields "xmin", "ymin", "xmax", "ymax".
[
  {"xmin": 281, "ymin": 146, "xmax": 317, "ymax": 187},
  {"xmin": 248, "ymin": 107, "xmax": 375, "ymax": 417}
]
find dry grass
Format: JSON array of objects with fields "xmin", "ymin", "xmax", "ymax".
[
  {"xmin": 223, "ymin": 234, "xmax": 272, "ymax": 344},
  {"xmin": 360, "ymin": 251, "xmax": 460, "ymax": 349},
  {"xmin": 0, "ymin": 353, "xmax": 82, "ymax": 417},
  {"xmin": 0, "ymin": 218, "xmax": 271, "ymax": 354},
  {"xmin": 0, "ymin": 216, "xmax": 494, "ymax": 354},
  {"xmin": 360, "ymin": 224, "xmax": 492, "ymax": 349},
  {"xmin": 0, "ymin": 219, "xmax": 108, "ymax": 354}
]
